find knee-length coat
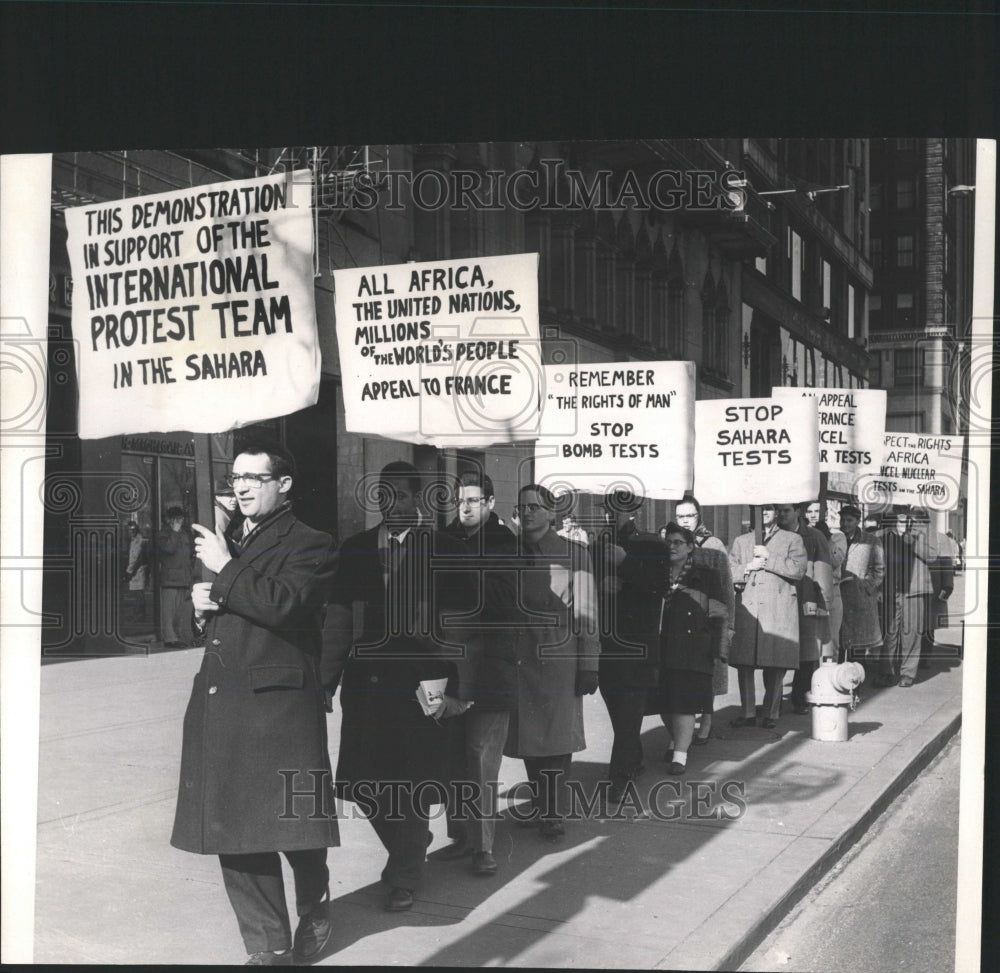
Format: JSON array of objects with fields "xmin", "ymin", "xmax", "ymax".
[
  {"xmin": 322, "ymin": 523, "xmax": 475, "ymax": 803},
  {"xmin": 171, "ymin": 506, "xmax": 339, "ymax": 855},
  {"xmin": 728, "ymin": 528, "xmax": 807, "ymax": 670},
  {"xmin": 505, "ymin": 529, "xmax": 600, "ymax": 758}
]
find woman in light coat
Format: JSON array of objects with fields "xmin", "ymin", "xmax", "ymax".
[
  {"xmin": 504, "ymin": 484, "xmax": 600, "ymax": 840},
  {"xmin": 728, "ymin": 505, "xmax": 807, "ymax": 728}
]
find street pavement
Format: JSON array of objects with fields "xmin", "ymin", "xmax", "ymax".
[
  {"xmin": 740, "ymin": 732, "xmax": 961, "ymax": 973},
  {"xmin": 33, "ymin": 576, "xmax": 967, "ymax": 968}
]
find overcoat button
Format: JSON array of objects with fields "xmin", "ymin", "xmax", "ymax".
[
  {"xmin": 370, "ymin": 675, "xmax": 379, "ymax": 684},
  {"xmin": 208, "ymin": 685, "xmax": 218, "ymax": 695},
  {"xmin": 211, "ymin": 638, "xmax": 221, "ymax": 646}
]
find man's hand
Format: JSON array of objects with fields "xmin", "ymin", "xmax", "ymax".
[
  {"xmin": 192, "ymin": 581, "xmax": 221, "ymax": 624},
  {"xmin": 192, "ymin": 523, "xmax": 232, "ymax": 575},
  {"xmin": 575, "ymin": 670, "xmax": 599, "ymax": 696},
  {"xmin": 433, "ymin": 695, "xmax": 473, "ymax": 720}
]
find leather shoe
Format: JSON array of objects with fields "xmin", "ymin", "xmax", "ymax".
[
  {"xmin": 730, "ymin": 716, "xmax": 756, "ymax": 728},
  {"xmin": 438, "ymin": 839, "xmax": 472, "ymax": 861},
  {"xmin": 668, "ymin": 761, "xmax": 686, "ymax": 776},
  {"xmin": 793, "ymin": 704, "xmax": 810, "ymax": 716},
  {"xmin": 472, "ymin": 851, "xmax": 498, "ymax": 876},
  {"xmin": 691, "ymin": 734, "xmax": 711, "ymax": 746},
  {"xmin": 245, "ymin": 951, "xmax": 293, "ymax": 965},
  {"xmin": 539, "ymin": 818, "xmax": 565, "ymax": 841},
  {"xmin": 385, "ymin": 887, "xmax": 414, "ymax": 912},
  {"xmin": 898, "ymin": 676, "xmax": 915, "ymax": 688},
  {"xmin": 761, "ymin": 718, "xmax": 778, "ymax": 730},
  {"xmin": 293, "ymin": 893, "xmax": 332, "ymax": 962}
]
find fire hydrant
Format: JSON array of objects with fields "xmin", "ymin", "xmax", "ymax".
[{"xmin": 805, "ymin": 659, "xmax": 866, "ymax": 742}]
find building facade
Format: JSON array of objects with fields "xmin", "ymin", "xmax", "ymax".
[
  {"xmin": 865, "ymin": 138, "xmax": 976, "ymax": 536},
  {"xmin": 43, "ymin": 140, "xmax": 875, "ymax": 654}
]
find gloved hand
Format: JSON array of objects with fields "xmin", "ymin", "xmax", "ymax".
[{"xmin": 575, "ymin": 670, "xmax": 599, "ymax": 696}]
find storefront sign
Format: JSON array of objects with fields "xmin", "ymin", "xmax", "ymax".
[
  {"xmin": 855, "ymin": 433, "xmax": 964, "ymax": 511},
  {"xmin": 65, "ymin": 171, "xmax": 320, "ymax": 438},
  {"xmin": 533, "ymin": 361, "xmax": 695, "ymax": 500},
  {"xmin": 694, "ymin": 396, "xmax": 820, "ymax": 505},
  {"xmin": 334, "ymin": 253, "xmax": 540, "ymax": 446},
  {"xmin": 772, "ymin": 386, "xmax": 886, "ymax": 477},
  {"xmin": 120, "ymin": 435, "xmax": 195, "ymax": 457}
]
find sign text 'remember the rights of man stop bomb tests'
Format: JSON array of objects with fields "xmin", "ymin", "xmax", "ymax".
[{"xmin": 533, "ymin": 361, "xmax": 696, "ymax": 501}]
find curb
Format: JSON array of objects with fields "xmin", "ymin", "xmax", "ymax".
[{"xmin": 712, "ymin": 706, "xmax": 962, "ymax": 972}]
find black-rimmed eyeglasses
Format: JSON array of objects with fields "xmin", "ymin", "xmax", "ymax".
[{"xmin": 225, "ymin": 473, "xmax": 279, "ymax": 488}]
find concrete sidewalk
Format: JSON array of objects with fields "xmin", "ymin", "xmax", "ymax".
[{"xmin": 33, "ymin": 584, "xmax": 965, "ymax": 968}]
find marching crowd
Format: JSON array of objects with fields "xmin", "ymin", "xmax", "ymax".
[{"xmin": 167, "ymin": 439, "xmax": 959, "ymax": 964}]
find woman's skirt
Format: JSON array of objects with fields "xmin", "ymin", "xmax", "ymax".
[{"xmin": 645, "ymin": 667, "xmax": 713, "ymax": 716}]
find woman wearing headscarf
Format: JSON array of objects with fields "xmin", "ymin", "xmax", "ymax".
[
  {"xmin": 647, "ymin": 523, "xmax": 728, "ymax": 775},
  {"xmin": 671, "ymin": 497, "xmax": 734, "ymax": 744}
]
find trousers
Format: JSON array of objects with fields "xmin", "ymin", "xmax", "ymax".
[
  {"xmin": 736, "ymin": 665, "xmax": 785, "ymax": 721},
  {"xmin": 599, "ymin": 686, "xmax": 648, "ymax": 786},
  {"xmin": 445, "ymin": 708, "xmax": 510, "ymax": 853},
  {"xmin": 365, "ymin": 782, "xmax": 436, "ymax": 892},
  {"xmin": 219, "ymin": 848, "xmax": 328, "ymax": 954},
  {"xmin": 881, "ymin": 592, "xmax": 926, "ymax": 681},
  {"xmin": 523, "ymin": 753, "xmax": 572, "ymax": 820}
]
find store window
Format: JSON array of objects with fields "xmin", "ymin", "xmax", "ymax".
[{"xmin": 118, "ymin": 441, "xmax": 199, "ymax": 646}]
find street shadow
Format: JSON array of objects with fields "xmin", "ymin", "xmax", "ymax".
[
  {"xmin": 412, "ymin": 701, "xmax": 854, "ymax": 968},
  {"xmin": 847, "ymin": 720, "xmax": 884, "ymax": 738},
  {"xmin": 304, "ymin": 882, "xmax": 459, "ymax": 963}
]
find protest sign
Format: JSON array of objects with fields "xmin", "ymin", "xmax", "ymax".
[
  {"xmin": 334, "ymin": 253, "xmax": 540, "ymax": 446},
  {"xmin": 694, "ymin": 397, "xmax": 820, "ymax": 505},
  {"xmin": 854, "ymin": 432, "xmax": 964, "ymax": 511},
  {"xmin": 65, "ymin": 171, "xmax": 319, "ymax": 439},
  {"xmin": 772, "ymin": 386, "xmax": 887, "ymax": 477},
  {"xmin": 533, "ymin": 361, "xmax": 695, "ymax": 500}
]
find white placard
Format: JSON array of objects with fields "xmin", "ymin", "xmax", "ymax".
[
  {"xmin": 772, "ymin": 386, "xmax": 887, "ymax": 476},
  {"xmin": 65, "ymin": 171, "xmax": 320, "ymax": 438},
  {"xmin": 694, "ymin": 396, "xmax": 820, "ymax": 505},
  {"xmin": 334, "ymin": 253, "xmax": 540, "ymax": 446},
  {"xmin": 534, "ymin": 360, "xmax": 695, "ymax": 500},
  {"xmin": 855, "ymin": 432, "xmax": 964, "ymax": 511}
]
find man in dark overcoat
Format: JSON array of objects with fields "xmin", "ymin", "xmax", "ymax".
[
  {"xmin": 170, "ymin": 439, "xmax": 339, "ymax": 966},
  {"xmin": 439, "ymin": 469, "xmax": 519, "ymax": 877},
  {"xmin": 321, "ymin": 461, "xmax": 475, "ymax": 913}
]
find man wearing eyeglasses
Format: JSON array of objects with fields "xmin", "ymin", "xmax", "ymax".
[
  {"xmin": 438, "ymin": 471, "xmax": 518, "ymax": 876},
  {"xmin": 170, "ymin": 439, "xmax": 339, "ymax": 966},
  {"xmin": 504, "ymin": 484, "xmax": 600, "ymax": 840}
]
